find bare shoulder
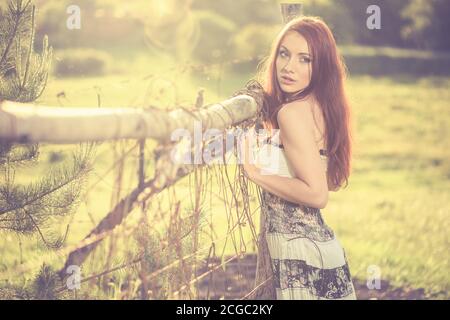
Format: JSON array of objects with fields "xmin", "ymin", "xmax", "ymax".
[{"xmin": 276, "ymin": 98, "xmax": 315, "ymax": 133}]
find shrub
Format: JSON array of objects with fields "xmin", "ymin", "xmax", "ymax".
[
  {"xmin": 191, "ymin": 10, "xmax": 237, "ymax": 63},
  {"xmin": 53, "ymin": 49, "xmax": 113, "ymax": 77},
  {"xmin": 231, "ymin": 24, "xmax": 280, "ymax": 60}
]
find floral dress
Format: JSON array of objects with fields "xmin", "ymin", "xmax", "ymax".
[{"xmin": 252, "ymin": 130, "xmax": 357, "ymax": 300}]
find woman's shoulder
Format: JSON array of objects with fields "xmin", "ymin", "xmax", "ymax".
[{"xmin": 277, "ymin": 97, "xmax": 316, "ymax": 128}]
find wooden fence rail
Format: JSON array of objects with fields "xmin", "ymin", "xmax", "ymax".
[{"xmin": 0, "ymin": 94, "xmax": 258, "ymax": 144}]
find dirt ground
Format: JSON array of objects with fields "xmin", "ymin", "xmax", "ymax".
[{"xmin": 195, "ymin": 254, "xmax": 429, "ymax": 300}]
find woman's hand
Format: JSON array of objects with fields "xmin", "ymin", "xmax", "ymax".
[{"xmin": 239, "ymin": 127, "xmax": 261, "ymax": 181}]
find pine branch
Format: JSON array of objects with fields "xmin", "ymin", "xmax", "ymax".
[
  {"xmin": 21, "ymin": 3, "xmax": 34, "ymax": 88},
  {"xmin": 0, "ymin": 0, "xmax": 52, "ymax": 103},
  {"xmin": 0, "ymin": 144, "xmax": 38, "ymax": 166},
  {"xmin": 0, "ymin": 144, "xmax": 94, "ymax": 237},
  {"xmin": 0, "ymin": 1, "xmax": 90, "ymax": 250},
  {"xmin": 0, "ymin": 160, "xmax": 87, "ymax": 216},
  {"xmin": 0, "ymin": 0, "xmax": 32, "ymax": 68}
]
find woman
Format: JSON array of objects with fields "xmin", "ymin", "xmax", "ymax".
[{"xmin": 240, "ymin": 16, "xmax": 357, "ymax": 300}]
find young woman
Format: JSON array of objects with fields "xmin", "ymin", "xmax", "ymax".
[{"xmin": 241, "ymin": 16, "xmax": 357, "ymax": 300}]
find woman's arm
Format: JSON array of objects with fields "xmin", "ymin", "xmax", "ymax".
[{"xmin": 242, "ymin": 99, "xmax": 329, "ymax": 209}]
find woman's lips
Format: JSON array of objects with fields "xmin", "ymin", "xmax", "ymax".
[{"xmin": 280, "ymin": 75, "xmax": 296, "ymax": 85}]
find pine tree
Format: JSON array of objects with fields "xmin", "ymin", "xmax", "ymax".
[
  {"xmin": 0, "ymin": 0, "xmax": 93, "ymax": 250},
  {"xmin": 0, "ymin": 0, "xmax": 51, "ymax": 102}
]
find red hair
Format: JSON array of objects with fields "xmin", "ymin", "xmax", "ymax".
[{"xmin": 257, "ymin": 16, "xmax": 354, "ymax": 191}]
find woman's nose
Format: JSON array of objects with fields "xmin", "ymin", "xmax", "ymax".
[{"xmin": 283, "ymin": 58, "xmax": 295, "ymax": 73}]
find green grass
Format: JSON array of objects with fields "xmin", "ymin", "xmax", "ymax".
[
  {"xmin": 327, "ymin": 75, "xmax": 450, "ymax": 299},
  {"xmin": 1, "ymin": 50, "xmax": 449, "ymax": 299},
  {"xmin": 340, "ymin": 45, "xmax": 450, "ymax": 59}
]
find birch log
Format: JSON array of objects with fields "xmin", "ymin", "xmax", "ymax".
[{"xmin": 0, "ymin": 94, "xmax": 257, "ymax": 144}]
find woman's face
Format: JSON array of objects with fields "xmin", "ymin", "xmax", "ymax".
[{"xmin": 276, "ymin": 30, "xmax": 312, "ymax": 95}]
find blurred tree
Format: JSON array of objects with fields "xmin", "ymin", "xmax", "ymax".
[
  {"xmin": 0, "ymin": 0, "xmax": 93, "ymax": 249},
  {"xmin": 231, "ymin": 23, "xmax": 280, "ymax": 60},
  {"xmin": 192, "ymin": 0, "xmax": 280, "ymax": 27},
  {"xmin": 401, "ymin": 0, "xmax": 450, "ymax": 51},
  {"xmin": 330, "ymin": 0, "xmax": 410, "ymax": 47},
  {"xmin": 190, "ymin": 0, "xmax": 280, "ymax": 63},
  {"xmin": 308, "ymin": 0, "xmax": 449, "ymax": 51},
  {"xmin": 28, "ymin": 0, "xmax": 450, "ymax": 55},
  {"xmin": 300, "ymin": 0, "xmax": 357, "ymax": 44},
  {"xmin": 190, "ymin": 10, "xmax": 236, "ymax": 63},
  {"xmin": 143, "ymin": 0, "xmax": 200, "ymax": 61},
  {"xmin": 34, "ymin": 0, "xmax": 145, "ymax": 50}
]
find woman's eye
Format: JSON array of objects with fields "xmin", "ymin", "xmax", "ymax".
[
  {"xmin": 279, "ymin": 51, "xmax": 288, "ymax": 58},
  {"xmin": 300, "ymin": 57, "xmax": 311, "ymax": 63}
]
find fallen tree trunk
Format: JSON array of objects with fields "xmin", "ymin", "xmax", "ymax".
[{"xmin": 0, "ymin": 94, "xmax": 258, "ymax": 144}]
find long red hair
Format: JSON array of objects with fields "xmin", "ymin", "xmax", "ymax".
[{"xmin": 257, "ymin": 16, "xmax": 354, "ymax": 191}]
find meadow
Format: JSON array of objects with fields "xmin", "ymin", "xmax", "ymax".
[{"xmin": 1, "ymin": 48, "xmax": 449, "ymax": 299}]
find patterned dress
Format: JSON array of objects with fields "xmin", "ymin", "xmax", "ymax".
[{"xmin": 252, "ymin": 130, "xmax": 357, "ymax": 300}]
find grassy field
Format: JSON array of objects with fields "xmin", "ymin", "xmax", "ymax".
[{"xmin": 1, "ymin": 50, "xmax": 449, "ymax": 299}]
